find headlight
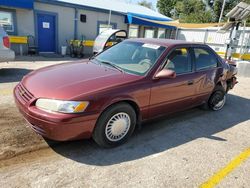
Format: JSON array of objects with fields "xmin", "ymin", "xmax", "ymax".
[{"xmin": 35, "ymin": 99, "xmax": 89, "ymax": 113}]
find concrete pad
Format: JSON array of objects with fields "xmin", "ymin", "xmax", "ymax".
[{"xmin": 236, "ymin": 61, "xmax": 250, "ymax": 77}]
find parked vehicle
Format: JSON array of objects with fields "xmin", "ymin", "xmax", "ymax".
[
  {"xmin": 14, "ymin": 39, "xmax": 237, "ymax": 148},
  {"xmin": 0, "ymin": 25, "xmax": 15, "ymax": 62},
  {"xmin": 93, "ymin": 29, "xmax": 127, "ymax": 54}
]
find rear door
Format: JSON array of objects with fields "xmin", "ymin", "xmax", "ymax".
[
  {"xmin": 190, "ymin": 46, "xmax": 224, "ymax": 105},
  {"xmin": 149, "ymin": 47, "xmax": 199, "ymax": 118}
]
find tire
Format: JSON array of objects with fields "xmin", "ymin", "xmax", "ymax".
[
  {"xmin": 92, "ymin": 103, "xmax": 137, "ymax": 148},
  {"xmin": 207, "ymin": 85, "xmax": 226, "ymax": 111}
]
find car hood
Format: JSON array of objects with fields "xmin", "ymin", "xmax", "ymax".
[{"xmin": 22, "ymin": 60, "xmax": 142, "ymax": 100}]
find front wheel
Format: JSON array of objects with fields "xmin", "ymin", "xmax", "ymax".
[{"xmin": 92, "ymin": 103, "xmax": 136, "ymax": 148}]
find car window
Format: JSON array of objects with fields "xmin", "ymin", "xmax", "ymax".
[
  {"xmin": 194, "ymin": 48, "xmax": 218, "ymax": 71},
  {"xmin": 95, "ymin": 41, "xmax": 166, "ymax": 76},
  {"xmin": 164, "ymin": 48, "xmax": 192, "ymax": 74}
]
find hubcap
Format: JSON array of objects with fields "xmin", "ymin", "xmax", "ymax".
[
  {"xmin": 105, "ymin": 112, "xmax": 131, "ymax": 142},
  {"xmin": 213, "ymin": 95, "xmax": 226, "ymax": 110}
]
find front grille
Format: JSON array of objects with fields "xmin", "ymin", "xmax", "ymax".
[{"xmin": 17, "ymin": 84, "xmax": 34, "ymax": 103}]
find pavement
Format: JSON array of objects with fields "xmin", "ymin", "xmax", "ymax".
[
  {"xmin": 236, "ymin": 61, "xmax": 250, "ymax": 78},
  {"xmin": 0, "ymin": 58, "xmax": 250, "ymax": 187}
]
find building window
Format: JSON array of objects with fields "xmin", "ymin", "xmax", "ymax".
[
  {"xmin": 0, "ymin": 10, "xmax": 14, "ymax": 32},
  {"xmin": 157, "ymin": 28, "xmax": 166, "ymax": 38},
  {"xmin": 98, "ymin": 23, "xmax": 116, "ymax": 34},
  {"xmin": 144, "ymin": 28, "xmax": 155, "ymax": 38},
  {"xmin": 80, "ymin": 14, "xmax": 87, "ymax": 23},
  {"xmin": 128, "ymin": 25, "xmax": 139, "ymax": 38}
]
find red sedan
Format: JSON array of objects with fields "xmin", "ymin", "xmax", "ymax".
[{"xmin": 14, "ymin": 39, "xmax": 237, "ymax": 147}]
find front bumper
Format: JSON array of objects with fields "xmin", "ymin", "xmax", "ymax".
[{"xmin": 14, "ymin": 85, "xmax": 98, "ymax": 141}]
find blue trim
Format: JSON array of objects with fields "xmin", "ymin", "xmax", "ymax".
[
  {"xmin": 127, "ymin": 12, "xmax": 172, "ymax": 21},
  {"xmin": 0, "ymin": 0, "xmax": 34, "ymax": 9},
  {"xmin": 97, "ymin": 21, "xmax": 117, "ymax": 36},
  {"xmin": 125, "ymin": 15, "xmax": 176, "ymax": 29},
  {"xmin": 0, "ymin": 8, "xmax": 18, "ymax": 35},
  {"xmin": 34, "ymin": 10, "xmax": 59, "ymax": 53}
]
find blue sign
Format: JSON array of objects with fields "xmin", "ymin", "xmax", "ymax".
[{"xmin": 0, "ymin": 0, "xmax": 34, "ymax": 9}]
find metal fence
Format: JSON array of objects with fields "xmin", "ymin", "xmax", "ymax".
[{"xmin": 175, "ymin": 28, "xmax": 250, "ymax": 59}]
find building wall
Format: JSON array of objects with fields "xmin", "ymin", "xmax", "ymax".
[
  {"xmin": 77, "ymin": 9, "xmax": 127, "ymax": 53},
  {"xmin": 16, "ymin": 9, "xmax": 34, "ymax": 36},
  {"xmin": 77, "ymin": 9, "xmax": 127, "ymax": 40},
  {"xmin": 139, "ymin": 26, "xmax": 144, "ymax": 38},
  {"xmin": 8, "ymin": 8, "xmax": 34, "ymax": 54},
  {"xmin": 6, "ymin": 2, "xmax": 167, "ymax": 55},
  {"xmin": 34, "ymin": 2, "xmax": 75, "ymax": 51},
  {"xmin": 34, "ymin": 2, "xmax": 128, "ymax": 54}
]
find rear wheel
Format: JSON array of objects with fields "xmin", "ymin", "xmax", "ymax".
[
  {"xmin": 208, "ymin": 86, "xmax": 226, "ymax": 111},
  {"xmin": 92, "ymin": 103, "xmax": 136, "ymax": 148}
]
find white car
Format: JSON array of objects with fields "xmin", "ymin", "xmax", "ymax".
[
  {"xmin": 93, "ymin": 29, "xmax": 127, "ymax": 54},
  {"xmin": 0, "ymin": 25, "xmax": 15, "ymax": 62}
]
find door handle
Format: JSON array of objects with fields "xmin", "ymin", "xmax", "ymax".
[{"xmin": 187, "ymin": 80, "xmax": 194, "ymax": 85}]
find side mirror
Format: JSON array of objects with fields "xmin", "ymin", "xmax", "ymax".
[{"xmin": 154, "ymin": 69, "xmax": 176, "ymax": 79}]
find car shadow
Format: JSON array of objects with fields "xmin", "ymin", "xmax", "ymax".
[
  {"xmin": 0, "ymin": 68, "xmax": 32, "ymax": 83},
  {"xmin": 47, "ymin": 94, "xmax": 250, "ymax": 166}
]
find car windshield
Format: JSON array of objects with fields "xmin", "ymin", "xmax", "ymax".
[{"xmin": 94, "ymin": 41, "xmax": 166, "ymax": 76}]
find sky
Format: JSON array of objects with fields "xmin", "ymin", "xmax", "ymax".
[{"xmin": 117, "ymin": 0, "xmax": 158, "ymax": 10}]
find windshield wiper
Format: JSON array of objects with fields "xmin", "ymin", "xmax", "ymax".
[{"xmin": 99, "ymin": 61, "xmax": 124, "ymax": 73}]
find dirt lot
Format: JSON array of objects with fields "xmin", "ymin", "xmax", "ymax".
[
  {"xmin": 0, "ymin": 58, "xmax": 250, "ymax": 187},
  {"xmin": 0, "ymin": 57, "xmax": 74, "ymax": 160}
]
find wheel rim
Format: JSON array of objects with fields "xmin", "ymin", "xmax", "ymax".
[
  {"xmin": 213, "ymin": 95, "xmax": 226, "ymax": 110},
  {"xmin": 105, "ymin": 112, "xmax": 131, "ymax": 142}
]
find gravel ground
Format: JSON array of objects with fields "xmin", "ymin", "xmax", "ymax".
[
  {"xmin": 0, "ymin": 59, "xmax": 250, "ymax": 187},
  {"xmin": 0, "ymin": 57, "xmax": 74, "ymax": 160}
]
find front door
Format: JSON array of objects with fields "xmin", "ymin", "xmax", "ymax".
[
  {"xmin": 37, "ymin": 13, "xmax": 56, "ymax": 52},
  {"xmin": 149, "ymin": 47, "xmax": 198, "ymax": 118}
]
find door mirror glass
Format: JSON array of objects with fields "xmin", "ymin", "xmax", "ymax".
[{"xmin": 155, "ymin": 69, "xmax": 176, "ymax": 79}]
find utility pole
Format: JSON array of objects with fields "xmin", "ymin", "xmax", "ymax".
[{"xmin": 219, "ymin": 0, "xmax": 227, "ymax": 23}]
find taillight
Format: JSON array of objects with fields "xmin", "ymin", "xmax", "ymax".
[{"xmin": 3, "ymin": 36, "xmax": 10, "ymax": 48}]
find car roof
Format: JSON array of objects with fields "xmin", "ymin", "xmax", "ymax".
[{"xmin": 126, "ymin": 38, "xmax": 205, "ymax": 48}]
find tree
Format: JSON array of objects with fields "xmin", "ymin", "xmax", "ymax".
[
  {"xmin": 157, "ymin": 0, "xmax": 250, "ymax": 23},
  {"xmin": 212, "ymin": 0, "xmax": 250, "ymax": 22},
  {"xmin": 138, "ymin": 0, "xmax": 154, "ymax": 10},
  {"xmin": 157, "ymin": 0, "xmax": 177, "ymax": 18},
  {"xmin": 176, "ymin": 0, "xmax": 214, "ymax": 23}
]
